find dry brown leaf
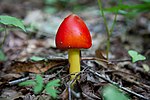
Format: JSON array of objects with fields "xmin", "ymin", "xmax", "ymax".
[
  {"xmin": 9, "ymin": 59, "xmax": 68, "ymax": 73},
  {"xmin": 95, "ymin": 49, "xmax": 107, "ymax": 60},
  {"xmin": 59, "ymin": 88, "xmax": 68, "ymax": 100},
  {"xmin": 1, "ymin": 89, "xmax": 23, "ymax": 100},
  {"xmin": 81, "ymin": 83, "xmax": 101, "ymax": 100},
  {"xmin": 0, "ymin": 73, "xmax": 22, "ymax": 81}
]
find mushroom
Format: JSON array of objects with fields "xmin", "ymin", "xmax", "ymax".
[{"xmin": 55, "ymin": 14, "xmax": 92, "ymax": 80}]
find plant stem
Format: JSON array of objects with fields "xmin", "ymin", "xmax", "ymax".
[
  {"xmin": 110, "ymin": 12, "xmax": 118, "ymax": 34},
  {"xmin": 110, "ymin": 0, "xmax": 121, "ymax": 34},
  {"xmin": 98, "ymin": 0, "xmax": 110, "ymax": 60},
  {"xmin": 68, "ymin": 49, "xmax": 80, "ymax": 80},
  {"xmin": 0, "ymin": 25, "xmax": 8, "ymax": 48},
  {"xmin": 97, "ymin": 0, "xmax": 118, "ymax": 60}
]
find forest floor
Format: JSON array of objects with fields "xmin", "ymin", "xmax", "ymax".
[{"xmin": 0, "ymin": 0, "xmax": 150, "ymax": 100}]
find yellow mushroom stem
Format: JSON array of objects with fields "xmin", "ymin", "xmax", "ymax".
[{"xmin": 68, "ymin": 49, "xmax": 80, "ymax": 80}]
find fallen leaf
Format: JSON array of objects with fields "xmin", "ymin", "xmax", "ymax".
[
  {"xmin": 59, "ymin": 88, "xmax": 68, "ymax": 100},
  {"xmin": 1, "ymin": 89, "xmax": 23, "ymax": 100},
  {"xmin": 9, "ymin": 59, "xmax": 68, "ymax": 73},
  {"xmin": 142, "ymin": 64, "xmax": 150, "ymax": 72},
  {"xmin": 1, "ymin": 73, "xmax": 21, "ymax": 81},
  {"xmin": 95, "ymin": 49, "xmax": 107, "ymax": 60}
]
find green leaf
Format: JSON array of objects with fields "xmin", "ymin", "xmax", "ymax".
[
  {"xmin": 0, "ymin": 15, "xmax": 26, "ymax": 32},
  {"xmin": 142, "ymin": 64, "xmax": 150, "ymax": 72},
  {"xmin": 44, "ymin": 6, "xmax": 58, "ymax": 14},
  {"xmin": 19, "ymin": 75, "xmax": 44, "ymax": 94},
  {"xmin": 30, "ymin": 56, "xmax": 45, "ymax": 61},
  {"xmin": 45, "ymin": 88, "xmax": 59, "ymax": 98},
  {"xmin": 45, "ymin": 0, "xmax": 57, "ymax": 4},
  {"xmin": 128, "ymin": 50, "xmax": 146, "ymax": 63},
  {"xmin": 33, "ymin": 82, "xmax": 43, "ymax": 94},
  {"xmin": 104, "ymin": 3, "xmax": 150, "ymax": 14},
  {"xmin": 0, "ymin": 49, "xmax": 6, "ymax": 61},
  {"xmin": 0, "ymin": 27, "xmax": 5, "ymax": 32},
  {"xmin": 45, "ymin": 79, "xmax": 60, "ymax": 98},
  {"xmin": 36, "ymin": 74, "xmax": 43, "ymax": 84},
  {"xmin": 142, "ymin": 0, "xmax": 150, "ymax": 3},
  {"xmin": 33, "ymin": 74, "xmax": 44, "ymax": 94},
  {"xmin": 102, "ymin": 84, "xmax": 130, "ymax": 100},
  {"xmin": 19, "ymin": 80, "xmax": 36, "ymax": 86},
  {"xmin": 46, "ymin": 79, "xmax": 60, "ymax": 87}
]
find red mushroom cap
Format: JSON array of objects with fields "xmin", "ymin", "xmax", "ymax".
[{"xmin": 55, "ymin": 14, "xmax": 92, "ymax": 50}]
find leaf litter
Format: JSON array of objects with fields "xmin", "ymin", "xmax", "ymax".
[{"xmin": 0, "ymin": 0, "xmax": 150, "ymax": 100}]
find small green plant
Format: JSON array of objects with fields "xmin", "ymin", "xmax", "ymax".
[
  {"xmin": 44, "ymin": 0, "xmax": 86, "ymax": 13},
  {"xmin": 128, "ymin": 50, "xmax": 146, "ymax": 63},
  {"xmin": 0, "ymin": 15, "xmax": 26, "ymax": 32},
  {"xmin": 0, "ymin": 15, "xmax": 26, "ymax": 61},
  {"xmin": 0, "ymin": 49, "xmax": 6, "ymax": 61},
  {"xmin": 0, "ymin": 15, "xmax": 26, "ymax": 47},
  {"xmin": 97, "ymin": 0, "xmax": 150, "ymax": 60},
  {"xmin": 44, "ymin": 0, "xmax": 76, "ymax": 13},
  {"xmin": 97, "ymin": 0, "xmax": 120, "ymax": 60},
  {"xmin": 104, "ymin": 0, "xmax": 150, "ymax": 17},
  {"xmin": 19, "ymin": 74, "xmax": 60, "ymax": 99},
  {"xmin": 101, "ymin": 84, "xmax": 130, "ymax": 100}
]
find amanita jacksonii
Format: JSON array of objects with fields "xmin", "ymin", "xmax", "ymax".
[{"xmin": 55, "ymin": 14, "xmax": 92, "ymax": 80}]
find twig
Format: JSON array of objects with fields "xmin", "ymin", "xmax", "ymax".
[
  {"xmin": 67, "ymin": 67, "xmax": 89, "ymax": 99},
  {"xmin": 82, "ymin": 92, "xmax": 95, "ymax": 100},
  {"xmin": 70, "ymin": 66, "xmax": 89, "ymax": 85},
  {"xmin": 110, "ymin": 59, "xmax": 131, "ymax": 63},
  {"xmin": 82, "ymin": 57, "xmax": 131, "ymax": 63},
  {"xmin": 82, "ymin": 57, "xmax": 110, "ymax": 63},
  {"xmin": 68, "ymin": 82, "xmax": 72, "ymax": 100},
  {"xmin": 88, "ymin": 69, "xmax": 149, "ymax": 100},
  {"xmin": 8, "ymin": 77, "xmax": 29, "ymax": 85},
  {"xmin": 30, "ymin": 56, "xmax": 131, "ymax": 64},
  {"xmin": 71, "ymin": 89, "xmax": 80, "ymax": 98},
  {"xmin": 126, "ymin": 63, "xmax": 150, "ymax": 77},
  {"xmin": 68, "ymin": 82, "xmax": 81, "ymax": 100},
  {"xmin": 109, "ymin": 70, "xmax": 150, "ymax": 89}
]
